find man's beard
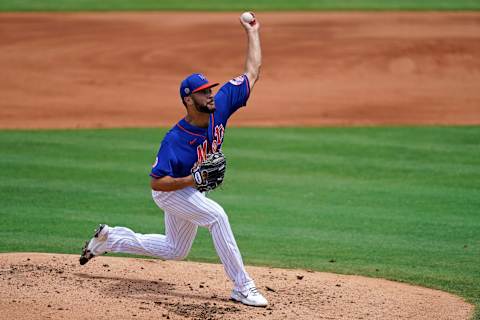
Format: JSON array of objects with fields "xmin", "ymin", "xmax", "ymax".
[{"xmin": 193, "ymin": 99, "xmax": 215, "ymax": 114}]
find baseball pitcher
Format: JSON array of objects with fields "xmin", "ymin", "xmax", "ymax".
[{"xmin": 79, "ymin": 13, "xmax": 267, "ymax": 307}]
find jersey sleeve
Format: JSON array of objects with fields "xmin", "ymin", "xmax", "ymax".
[
  {"xmin": 215, "ymin": 74, "xmax": 251, "ymax": 118},
  {"xmin": 150, "ymin": 141, "xmax": 177, "ymax": 178}
]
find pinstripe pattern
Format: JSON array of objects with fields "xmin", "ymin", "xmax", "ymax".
[{"xmin": 105, "ymin": 187, "xmax": 254, "ymax": 293}]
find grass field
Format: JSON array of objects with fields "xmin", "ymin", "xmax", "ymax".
[
  {"xmin": 1, "ymin": 0, "xmax": 480, "ymax": 11},
  {"xmin": 0, "ymin": 127, "xmax": 479, "ymax": 318}
]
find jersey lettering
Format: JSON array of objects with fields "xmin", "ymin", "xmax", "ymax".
[
  {"xmin": 211, "ymin": 124, "xmax": 225, "ymax": 153},
  {"xmin": 196, "ymin": 140, "xmax": 208, "ymax": 163},
  {"xmin": 212, "ymin": 140, "xmax": 218, "ymax": 153}
]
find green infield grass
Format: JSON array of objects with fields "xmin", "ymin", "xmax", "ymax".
[
  {"xmin": 0, "ymin": 127, "xmax": 479, "ymax": 318},
  {"xmin": 1, "ymin": 0, "xmax": 480, "ymax": 11}
]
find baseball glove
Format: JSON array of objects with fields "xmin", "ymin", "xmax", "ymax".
[{"xmin": 191, "ymin": 152, "xmax": 226, "ymax": 192}]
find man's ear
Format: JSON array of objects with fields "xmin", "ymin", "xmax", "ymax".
[{"xmin": 183, "ymin": 96, "xmax": 191, "ymax": 107}]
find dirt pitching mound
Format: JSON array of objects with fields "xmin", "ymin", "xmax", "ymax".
[{"xmin": 0, "ymin": 253, "xmax": 473, "ymax": 320}]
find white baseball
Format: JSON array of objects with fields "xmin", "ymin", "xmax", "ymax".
[{"xmin": 241, "ymin": 12, "xmax": 255, "ymax": 24}]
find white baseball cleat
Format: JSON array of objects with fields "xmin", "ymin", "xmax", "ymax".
[
  {"xmin": 79, "ymin": 224, "xmax": 109, "ymax": 265},
  {"xmin": 231, "ymin": 287, "xmax": 268, "ymax": 307}
]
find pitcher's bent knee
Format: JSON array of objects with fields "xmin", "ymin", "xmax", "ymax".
[
  {"xmin": 169, "ymin": 249, "xmax": 189, "ymax": 261},
  {"xmin": 206, "ymin": 207, "xmax": 230, "ymax": 229}
]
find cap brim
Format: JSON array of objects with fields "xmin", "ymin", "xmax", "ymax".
[{"xmin": 192, "ymin": 82, "xmax": 219, "ymax": 93}]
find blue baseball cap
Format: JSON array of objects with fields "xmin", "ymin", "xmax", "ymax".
[{"xmin": 180, "ymin": 73, "xmax": 219, "ymax": 99}]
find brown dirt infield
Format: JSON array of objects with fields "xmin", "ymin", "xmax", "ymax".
[
  {"xmin": 0, "ymin": 12, "xmax": 479, "ymax": 128},
  {"xmin": 0, "ymin": 253, "xmax": 473, "ymax": 320},
  {"xmin": 0, "ymin": 12, "xmax": 478, "ymax": 320}
]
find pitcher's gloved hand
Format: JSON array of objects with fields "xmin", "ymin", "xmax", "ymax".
[{"xmin": 191, "ymin": 152, "xmax": 226, "ymax": 192}]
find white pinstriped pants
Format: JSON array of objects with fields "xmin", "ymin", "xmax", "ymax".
[{"xmin": 105, "ymin": 187, "xmax": 254, "ymax": 293}]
